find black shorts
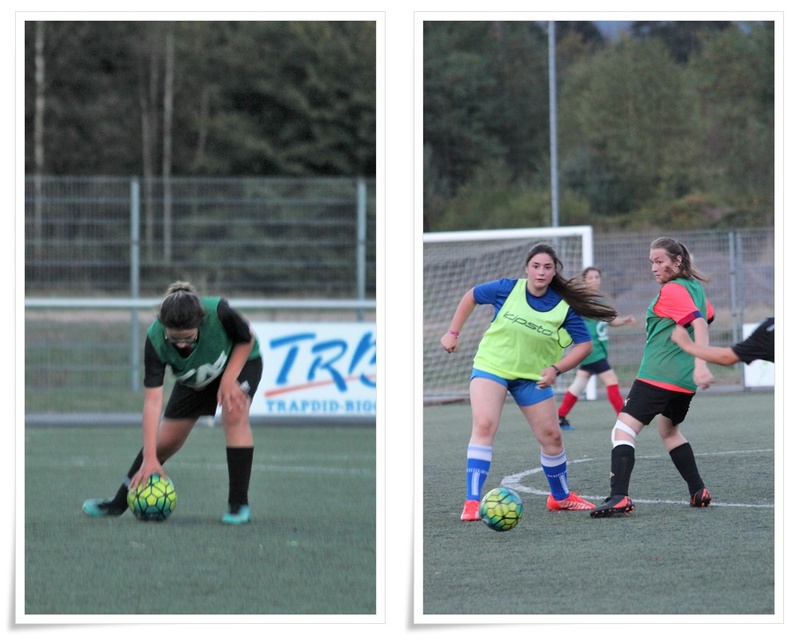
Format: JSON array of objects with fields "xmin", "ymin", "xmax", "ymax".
[
  {"xmin": 579, "ymin": 358, "xmax": 612, "ymax": 375},
  {"xmin": 163, "ymin": 356, "xmax": 263, "ymax": 420},
  {"xmin": 622, "ymin": 379, "xmax": 694, "ymax": 426}
]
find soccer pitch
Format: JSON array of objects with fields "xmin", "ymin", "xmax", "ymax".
[
  {"xmin": 419, "ymin": 390, "xmax": 777, "ymax": 620},
  {"xmin": 22, "ymin": 423, "xmax": 376, "ymax": 618}
]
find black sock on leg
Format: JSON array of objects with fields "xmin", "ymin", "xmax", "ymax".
[
  {"xmin": 111, "ymin": 449, "xmax": 145, "ymax": 506},
  {"xmin": 609, "ymin": 444, "xmax": 636, "ymax": 496},
  {"xmin": 226, "ymin": 447, "xmax": 254, "ymax": 509},
  {"xmin": 669, "ymin": 442, "xmax": 705, "ymax": 495}
]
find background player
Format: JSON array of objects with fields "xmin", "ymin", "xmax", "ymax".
[{"xmin": 557, "ymin": 266, "xmax": 635, "ymax": 430}]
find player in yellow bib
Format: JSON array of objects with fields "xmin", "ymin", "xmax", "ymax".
[{"xmin": 441, "ymin": 243, "xmax": 618, "ymax": 520}]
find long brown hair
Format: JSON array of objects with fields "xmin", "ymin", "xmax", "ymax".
[
  {"xmin": 524, "ymin": 243, "xmax": 617, "ymax": 321},
  {"xmin": 650, "ymin": 237, "xmax": 709, "ymax": 284}
]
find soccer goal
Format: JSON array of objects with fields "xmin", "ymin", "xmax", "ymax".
[{"xmin": 422, "ymin": 225, "xmax": 596, "ymax": 405}]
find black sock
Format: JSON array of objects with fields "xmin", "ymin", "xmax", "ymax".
[
  {"xmin": 609, "ymin": 444, "xmax": 635, "ymax": 496},
  {"xmin": 226, "ymin": 447, "xmax": 254, "ymax": 507},
  {"xmin": 669, "ymin": 442, "xmax": 705, "ymax": 495},
  {"xmin": 111, "ymin": 449, "xmax": 145, "ymax": 506}
]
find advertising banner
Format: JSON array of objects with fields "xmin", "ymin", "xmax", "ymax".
[{"xmin": 249, "ymin": 322, "xmax": 377, "ymax": 418}]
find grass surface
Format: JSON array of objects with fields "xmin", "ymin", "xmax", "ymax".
[
  {"xmin": 24, "ymin": 423, "xmax": 376, "ymax": 616},
  {"xmin": 421, "ymin": 390, "xmax": 776, "ymax": 618}
]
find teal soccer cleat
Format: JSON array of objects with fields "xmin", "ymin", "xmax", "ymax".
[
  {"xmin": 222, "ymin": 504, "xmax": 251, "ymax": 525},
  {"xmin": 82, "ymin": 497, "xmax": 127, "ymax": 517}
]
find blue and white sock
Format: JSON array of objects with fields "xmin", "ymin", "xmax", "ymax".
[
  {"xmin": 466, "ymin": 444, "xmax": 492, "ymax": 501},
  {"xmin": 541, "ymin": 450, "xmax": 569, "ymax": 500}
]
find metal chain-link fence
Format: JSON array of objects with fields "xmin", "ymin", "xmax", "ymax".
[
  {"xmin": 24, "ymin": 176, "xmax": 377, "ymax": 416},
  {"xmin": 422, "ymin": 227, "xmax": 774, "ymax": 402},
  {"xmin": 589, "ymin": 228, "xmax": 773, "ymax": 387},
  {"xmin": 25, "ymin": 176, "xmax": 376, "ymax": 299}
]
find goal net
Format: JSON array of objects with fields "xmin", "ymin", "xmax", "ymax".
[{"xmin": 422, "ymin": 226, "xmax": 595, "ymax": 405}]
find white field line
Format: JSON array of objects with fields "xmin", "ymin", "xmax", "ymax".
[{"xmin": 502, "ymin": 449, "xmax": 774, "ymax": 508}]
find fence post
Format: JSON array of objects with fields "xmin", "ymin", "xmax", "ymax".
[
  {"xmin": 356, "ymin": 177, "xmax": 367, "ymax": 322},
  {"xmin": 130, "ymin": 178, "xmax": 141, "ymax": 393}
]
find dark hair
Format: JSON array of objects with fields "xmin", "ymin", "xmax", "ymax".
[
  {"xmin": 650, "ymin": 237, "xmax": 709, "ymax": 284},
  {"xmin": 157, "ymin": 281, "xmax": 206, "ymax": 329},
  {"xmin": 524, "ymin": 243, "xmax": 617, "ymax": 321},
  {"xmin": 581, "ymin": 266, "xmax": 601, "ymax": 279}
]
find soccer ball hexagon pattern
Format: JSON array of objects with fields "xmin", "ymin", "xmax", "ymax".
[
  {"xmin": 127, "ymin": 474, "xmax": 177, "ymax": 522},
  {"xmin": 479, "ymin": 487, "xmax": 523, "ymax": 532}
]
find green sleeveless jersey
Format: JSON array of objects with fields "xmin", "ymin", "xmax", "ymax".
[
  {"xmin": 581, "ymin": 317, "xmax": 609, "ymax": 366},
  {"xmin": 473, "ymin": 279, "xmax": 570, "ymax": 380},
  {"xmin": 146, "ymin": 297, "xmax": 259, "ymax": 390},
  {"xmin": 637, "ymin": 278, "xmax": 709, "ymax": 392}
]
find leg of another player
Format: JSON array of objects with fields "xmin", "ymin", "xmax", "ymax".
[
  {"xmin": 220, "ymin": 392, "xmax": 255, "ymax": 524},
  {"xmin": 558, "ymin": 371, "xmax": 589, "ymax": 430},
  {"xmin": 598, "ymin": 369, "xmax": 625, "ymax": 415}
]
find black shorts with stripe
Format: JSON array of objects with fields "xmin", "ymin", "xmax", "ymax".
[
  {"xmin": 163, "ymin": 356, "xmax": 263, "ymax": 420},
  {"xmin": 622, "ymin": 379, "xmax": 695, "ymax": 426}
]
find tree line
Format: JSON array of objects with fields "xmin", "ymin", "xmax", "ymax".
[
  {"xmin": 423, "ymin": 21, "xmax": 774, "ymax": 232},
  {"xmin": 24, "ymin": 21, "xmax": 376, "ymax": 179}
]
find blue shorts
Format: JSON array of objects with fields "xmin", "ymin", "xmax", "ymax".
[
  {"xmin": 579, "ymin": 358, "xmax": 612, "ymax": 375},
  {"xmin": 471, "ymin": 368, "xmax": 554, "ymax": 407}
]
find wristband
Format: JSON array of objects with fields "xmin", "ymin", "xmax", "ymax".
[
  {"xmin": 448, "ymin": 330, "xmax": 460, "ymax": 338},
  {"xmin": 551, "ymin": 364, "xmax": 562, "ymax": 377}
]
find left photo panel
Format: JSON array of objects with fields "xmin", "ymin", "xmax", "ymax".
[{"xmin": 18, "ymin": 14, "xmax": 382, "ymax": 623}]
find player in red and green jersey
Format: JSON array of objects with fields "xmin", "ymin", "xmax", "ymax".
[
  {"xmin": 82, "ymin": 281, "xmax": 263, "ymax": 525},
  {"xmin": 591, "ymin": 238, "xmax": 715, "ymax": 518}
]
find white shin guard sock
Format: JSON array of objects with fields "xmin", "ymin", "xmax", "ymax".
[{"xmin": 612, "ymin": 419, "xmax": 638, "ymax": 448}]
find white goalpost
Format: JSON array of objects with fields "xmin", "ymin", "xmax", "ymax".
[{"xmin": 422, "ymin": 225, "xmax": 598, "ymax": 404}]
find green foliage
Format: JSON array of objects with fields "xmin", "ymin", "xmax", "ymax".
[
  {"xmin": 24, "ymin": 20, "xmax": 376, "ymax": 178},
  {"xmin": 625, "ymin": 193, "xmax": 734, "ymax": 231},
  {"xmin": 435, "ymin": 161, "xmax": 592, "ymax": 231},
  {"xmin": 423, "ymin": 26, "xmax": 508, "ymax": 197},
  {"xmin": 560, "ymin": 37, "xmax": 699, "ymax": 213},
  {"xmin": 630, "ymin": 20, "xmax": 733, "ymax": 63},
  {"xmin": 687, "ymin": 23, "xmax": 774, "ymax": 208},
  {"xmin": 424, "ymin": 21, "xmax": 773, "ymax": 231},
  {"xmin": 423, "ymin": 21, "xmax": 550, "ymax": 197}
]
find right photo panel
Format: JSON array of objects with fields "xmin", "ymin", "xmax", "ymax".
[{"xmin": 416, "ymin": 14, "xmax": 778, "ymax": 625}]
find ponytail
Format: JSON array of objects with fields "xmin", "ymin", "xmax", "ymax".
[{"xmin": 157, "ymin": 281, "xmax": 206, "ymax": 329}]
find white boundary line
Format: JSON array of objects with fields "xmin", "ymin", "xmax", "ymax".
[{"xmin": 502, "ymin": 450, "xmax": 775, "ymax": 509}]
